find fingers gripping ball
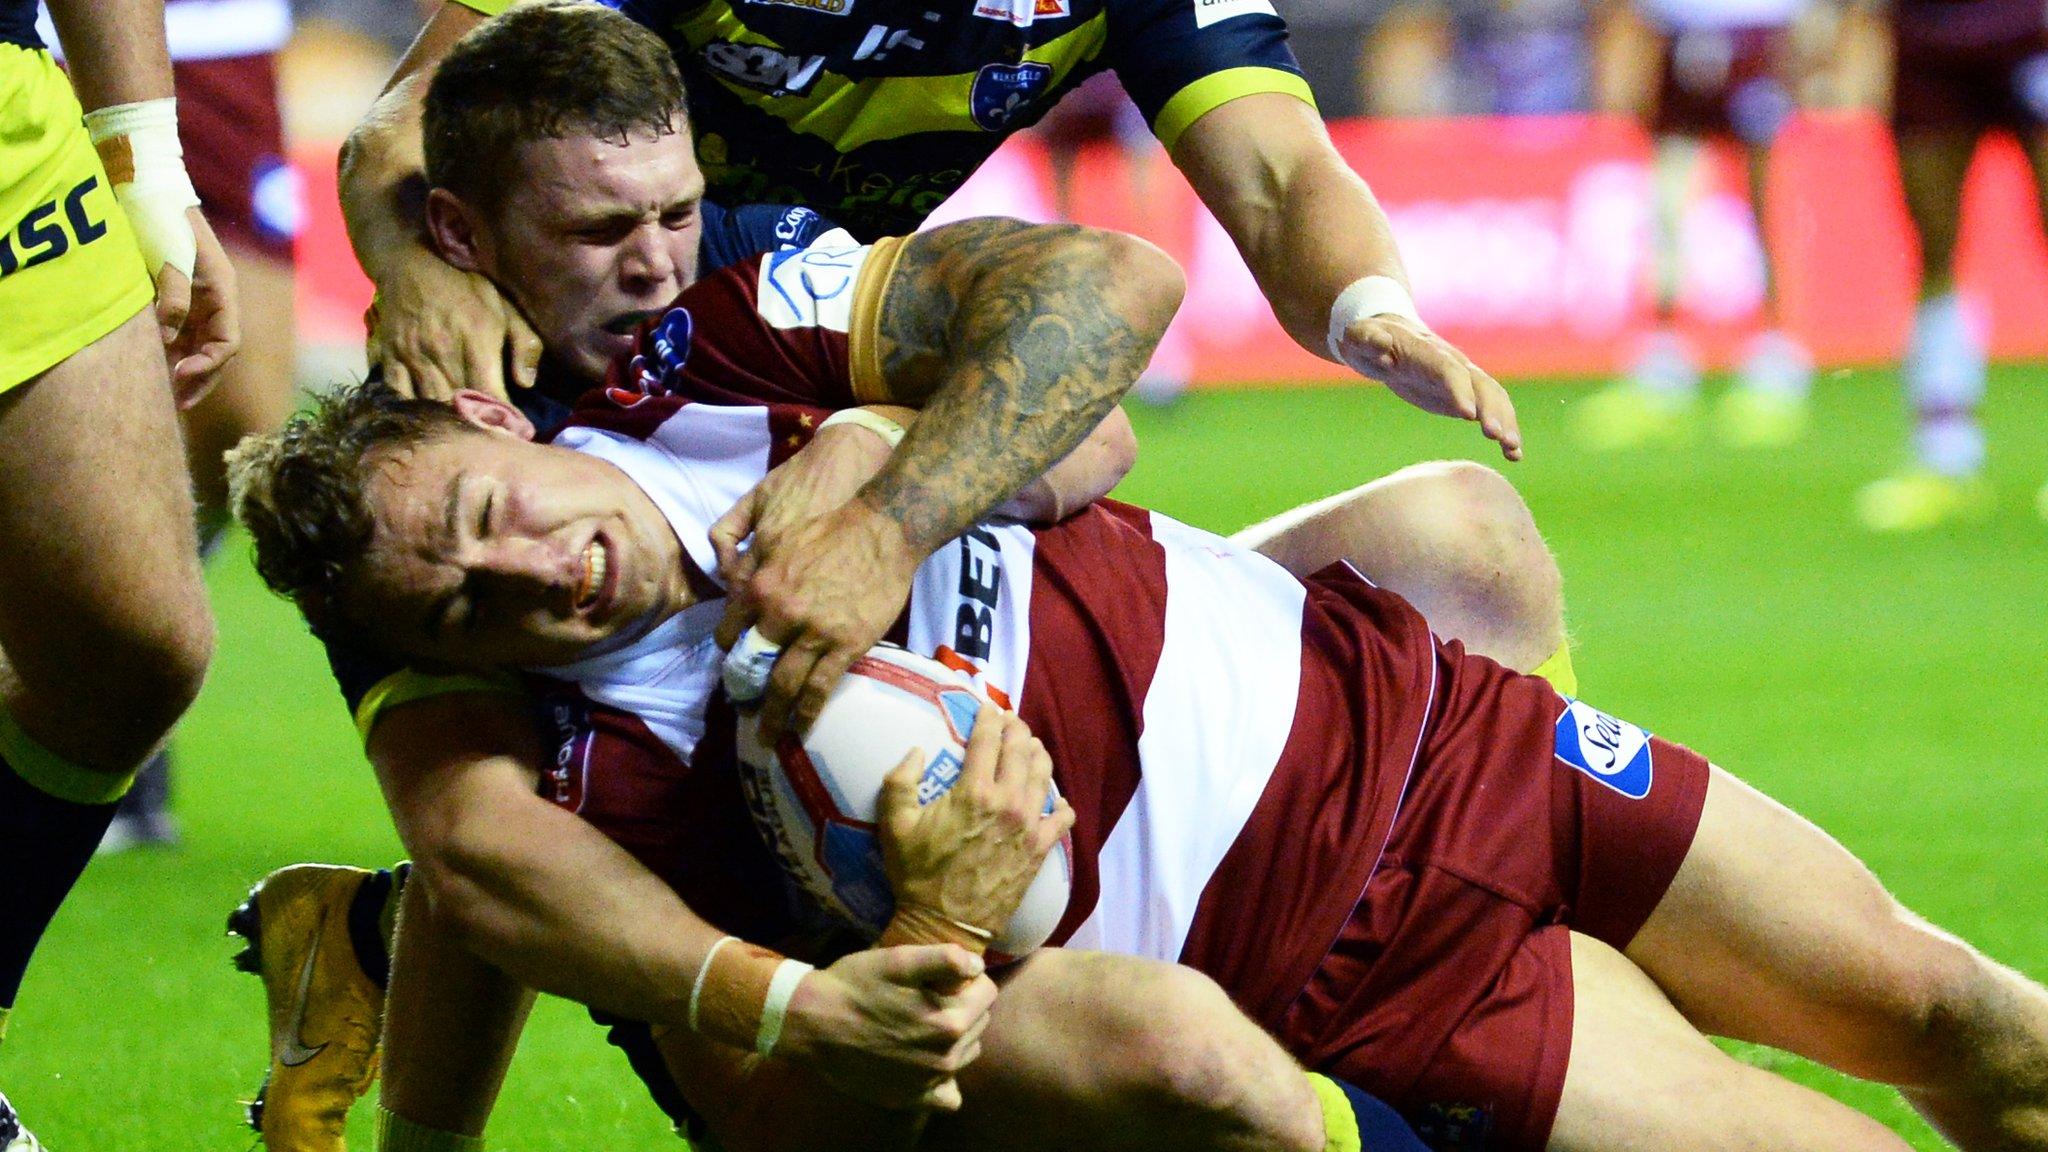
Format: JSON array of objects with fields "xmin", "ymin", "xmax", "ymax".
[{"xmin": 727, "ymin": 634, "xmax": 1071, "ymax": 958}]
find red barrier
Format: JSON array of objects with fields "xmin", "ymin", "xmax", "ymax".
[{"xmin": 295, "ymin": 111, "xmax": 2048, "ymax": 383}]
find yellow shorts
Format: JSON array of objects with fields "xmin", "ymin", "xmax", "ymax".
[{"xmin": 0, "ymin": 44, "xmax": 153, "ymax": 393}]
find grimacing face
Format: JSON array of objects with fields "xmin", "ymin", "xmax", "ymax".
[
  {"xmin": 473, "ymin": 126, "xmax": 707, "ymax": 381},
  {"xmin": 342, "ymin": 394, "xmax": 695, "ymax": 669}
]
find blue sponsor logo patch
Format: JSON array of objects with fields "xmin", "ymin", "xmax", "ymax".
[
  {"xmin": 970, "ymin": 62, "xmax": 1053, "ymax": 131},
  {"xmin": 915, "ymin": 748, "xmax": 965, "ymax": 807},
  {"xmin": 1554, "ymin": 698, "xmax": 1653, "ymax": 799},
  {"xmin": 940, "ymin": 689, "xmax": 981, "ymax": 743}
]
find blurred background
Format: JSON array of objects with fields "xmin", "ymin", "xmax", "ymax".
[{"xmin": 8, "ymin": 1, "xmax": 2048, "ymax": 1149}]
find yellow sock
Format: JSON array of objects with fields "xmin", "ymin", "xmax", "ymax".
[
  {"xmin": 1306, "ymin": 1072, "xmax": 1361, "ymax": 1152},
  {"xmin": 0, "ymin": 706, "xmax": 134, "ymax": 805},
  {"xmin": 1531, "ymin": 641, "xmax": 1579, "ymax": 698},
  {"xmin": 377, "ymin": 1106, "xmax": 484, "ymax": 1152}
]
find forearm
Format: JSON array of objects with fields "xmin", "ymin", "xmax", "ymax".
[
  {"xmin": 866, "ymin": 220, "xmax": 1182, "ymax": 551},
  {"xmin": 994, "ymin": 405, "xmax": 1136, "ymax": 522},
  {"xmin": 44, "ymin": 0, "xmax": 173, "ymax": 110},
  {"xmin": 380, "ymin": 874, "xmax": 534, "ymax": 1137},
  {"xmin": 339, "ymin": 73, "xmax": 434, "ymax": 286},
  {"xmin": 371, "ymin": 698, "xmax": 742, "ymax": 1038},
  {"xmin": 1175, "ymin": 94, "xmax": 1409, "ymax": 361},
  {"xmin": 338, "ymin": 3, "xmax": 477, "ymax": 284}
]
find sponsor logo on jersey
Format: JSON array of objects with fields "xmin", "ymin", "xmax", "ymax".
[
  {"xmin": 744, "ymin": 0, "xmax": 855, "ymax": 14},
  {"xmin": 970, "ymin": 61, "xmax": 1054, "ymax": 130},
  {"xmin": 758, "ymin": 233, "xmax": 865, "ymax": 330},
  {"xmin": 971, "ymin": 0, "xmax": 1069, "ymax": 25},
  {"xmin": 0, "ymin": 176, "xmax": 107, "ymax": 280},
  {"xmin": 701, "ymin": 40, "xmax": 831, "ymax": 96},
  {"xmin": 1553, "ymin": 698, "xmax": 1653, "ymax": 800},
  {"xmin": 1191, "ymin": 0, "xmax": 1274, "ymax": 28}
]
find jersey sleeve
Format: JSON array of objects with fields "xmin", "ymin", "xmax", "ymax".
[
  {"xmin": 618, "ymin": 227, "xmax": 907, "ymax": 409},
  {"xmin": 1105, "ymin": 0, "xmax": 1315, "ymax": 152}
]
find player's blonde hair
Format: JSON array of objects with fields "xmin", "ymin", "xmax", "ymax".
[{"xmin": 227, "ymin": 384, "xmax": 472, "ymax": 644}]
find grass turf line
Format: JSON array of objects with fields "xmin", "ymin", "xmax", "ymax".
[{"xmin": 5, "ymin": 366, "xmax": 2044, "ymax": 1148}]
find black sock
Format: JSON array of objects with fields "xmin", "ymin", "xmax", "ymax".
[{"xmin": 0, "ymin": 754, "xmax": 121, "ymax": 1008}]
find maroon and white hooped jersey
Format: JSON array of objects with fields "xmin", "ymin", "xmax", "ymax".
[{"xmin": 527, "ymin": 232, "xmax": 1443, "ymax": 1023}]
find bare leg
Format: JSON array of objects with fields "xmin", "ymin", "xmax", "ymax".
[
  {"xmin": 1232, "ymin": 461, "xmax": 1566, "ymax": 674},
  {"xmin": 1626, "ymin": 768, "xmax": 2048, "ymax": 1150},
  {"xmin": 1898, "ymin": 131, "xmax": 1979, "ymax": 299},
  {"xmin": 1552, "ymin": 931, "xmax": 1915, "ymax": 1152},
  {"xmin": 0, "ymin": 307, "xmax": 213, "ymax": 772},
  {"xmin": 926, "ymin": 951, "xmax": 1323, "ymax": 1152}
]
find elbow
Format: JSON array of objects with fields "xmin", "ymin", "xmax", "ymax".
[
  {"xmin": 1093, "ymin": 232, "xmax": 1186, "ymax": 358},
  {"xmin": 1094, "ymin": 406, "xmax": 1139, "ymax": 488}
]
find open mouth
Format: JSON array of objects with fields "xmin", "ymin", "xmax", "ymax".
[{"xmin": 574, "ymin": 535, "xmax": 616, "ymax": 617}]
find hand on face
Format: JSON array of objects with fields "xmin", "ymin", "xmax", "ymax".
[
  {"xmin": 369, "ymin": 248, "xmax": 544, "ymax": 402},
  {"xmin": 1335, "ymin": 315, "xmax": 1523, "ymax": 461},
  {"xmin": 711, "ymin": 424, "xmax": 915, "ymax": 737}
]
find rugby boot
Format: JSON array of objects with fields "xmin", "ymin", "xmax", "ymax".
[
  {"xmin": 1854, "ymin": 469, "xmax": 1993, "ymax": 533},
  {"xmin": 1574, "ymin": 333, "xmax": 1701, "ymax": 452},
  {"xmin": 0, "ymin": 1092, "xmax": 44, "ymax": 1152},
  {"xmin": 1713, "ymin": 384, "xmax": 1807, "ymax": 450},
  {"xmin": 229, "ymin": 864, "xmax": 404, "ymax": 1151}
]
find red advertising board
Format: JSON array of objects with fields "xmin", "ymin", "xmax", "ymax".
[{"xmin": 295, "ymin": 111, "xmax": 2048, "ymax": 385}]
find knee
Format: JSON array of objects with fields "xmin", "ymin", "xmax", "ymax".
[
  {"xmin": 1833, "ymin": 909, "xmax": 1999, "ymax": 1083},
  {"xmin": 1096, "ymin": 962, "xmax": 1320, "ymax": 1150},
  {"xmin": 77, "ymin": 599, "xmax": 217, "ymax": 759},
  {"xmin": 124, "ymin": 599, "xmax": 217, "ymax": 721},
  {"xmin": 1377, "ymin": 461, "xmax": 1563, "ymax": 654}
]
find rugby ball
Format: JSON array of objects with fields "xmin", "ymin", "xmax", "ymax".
[{"xmin": 727, "ymin": 640, "xmax": 1071, "ymax": 957}]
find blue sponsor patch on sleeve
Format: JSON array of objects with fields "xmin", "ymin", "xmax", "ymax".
[{"xmin": 1554, "ymin": 698, "xmax": 1654, "ymax": 800}]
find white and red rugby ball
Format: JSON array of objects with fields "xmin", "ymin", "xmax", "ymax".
[{"xmin": 726, "ymin": 637, "xmax": 1071, "ymax": 957}]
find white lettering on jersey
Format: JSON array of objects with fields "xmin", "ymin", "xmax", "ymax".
[
  {"xmin": 757, "ymin": 229, "xmax": 868, "ymax": 333},
  {"xmin": 905, "ymin": 522, "xmax": 1037, "ymax": 708},
  {"xmin": 701, "ymin": 41, "xmax": 831, "ymax": 96},
  {"xmin": 1192, "ymin": 0, "xmax": 1275, "ymax": 29}
]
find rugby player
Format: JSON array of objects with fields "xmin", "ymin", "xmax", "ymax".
[
  {"xmin": 233, "ymin": 8, "xmax": 1559, "ymax": 1148},
  {"xmin": 1854, "ymin": 0, "xmax": 2048, "ymax": 532},
  {"xmin": 336, "ymin": 0, "xmax": 1563, "ymax": 730},
  {"xmin": 1573, "ymin": 0, "xmax": 1817, "ymax": 452},
  {"xmin": 232, "ymin": 235, "xmax": 2048, "ymax": 1151},
  {"xmin": 232, "ymin": 11, "xmax": 1441, "ymax": 1147},
  {"xmin": 32, "ymin": 0, "xmax": 305, "ymax": 850},
  {"xmin": 0, "ymin": 0, "xmax": 238, "ymax": 1143}
]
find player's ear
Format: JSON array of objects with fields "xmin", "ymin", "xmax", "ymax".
[
  {"xmin": 424, "ymin": 187, "xmax": 488, "ymax": 273},
  {"xmin": 450, "ymin": 390, "xmax": 537, "ymax": 441}
]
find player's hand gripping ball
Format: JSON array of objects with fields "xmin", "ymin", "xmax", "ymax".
[{"xmin": 726, "ymin": 630, "xmax": 1072, "ymax": 957}]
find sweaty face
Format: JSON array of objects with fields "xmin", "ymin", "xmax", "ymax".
[
  {"xmin": 476, "ymin": 128, "xmax": 706, "ymax": 382},
  {"xmin": 345, "ymin": 428, "xmax": 693, "ymax": 669}
]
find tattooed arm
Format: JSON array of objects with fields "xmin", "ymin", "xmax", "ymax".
[{"xmin": 715, "ymin": 217, "xmax": 1185, "ymax": 734}]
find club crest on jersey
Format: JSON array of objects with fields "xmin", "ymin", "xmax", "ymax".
[
  {"xmin": 1554, "ymin": 698, "xmax": 1653, "ymax": 799},
  {"xmin": 614, "ymin": 307, "xmax": 692, "ymax": 403},
  {"xmin": 970, "ymin": 62, "xmax": 1054, "ymax": 130},
  {"xmin": 701, "ymin": 40, "xmax": 831, "ymax": 96},
  {"xmin": 972, "ymin": 0, "xmax": 1069, "ymax": 25}
]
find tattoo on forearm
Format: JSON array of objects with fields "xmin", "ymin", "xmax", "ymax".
[{"xmin": 866, "ymin": 217, "xmax": 1175, "ymax": 550}]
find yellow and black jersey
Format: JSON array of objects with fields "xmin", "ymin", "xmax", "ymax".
[
  {"xmin": 452, "ymin": 0, "xmax": 1313, "ymax": 239},
  {"xmin": 2, "ymin": 0, "xmax": 40, "ymax": 48}
]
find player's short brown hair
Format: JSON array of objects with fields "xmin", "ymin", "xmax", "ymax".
[
  {"xmin": 422, "ymin": 0, "xmax": 689, "ymax": 213},
  {"xmin": 227, "ymin": 384, "xmax": 473, "ymax": 643}
]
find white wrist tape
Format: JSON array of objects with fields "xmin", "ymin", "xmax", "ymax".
[
  {"xmin": 820, "ymin": 406, "xmax": 906, "ymax": 448},
  {"xmin": 1326, "ymin": 275, "xmax": 1427, "ymax": 360},
  {"xmin": 84, "ymin": 98, "xmax": 201, "ymax": 281},
  {"xmin": 687, "ymin": 935, "xmax": 740, "ymax": 1034},
  {"xmin": 755, "ymin": 958, "xmax": 815, "ymax": 1057}
]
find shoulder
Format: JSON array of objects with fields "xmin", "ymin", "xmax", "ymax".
[{"xmin": 697, "ymin": 199, "xmax": 839, "ymax": 274}]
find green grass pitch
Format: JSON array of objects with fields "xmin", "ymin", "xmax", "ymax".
[{"xmin": 5, "ymin": 366, "xmax": 2045, "ymax": 1149}]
